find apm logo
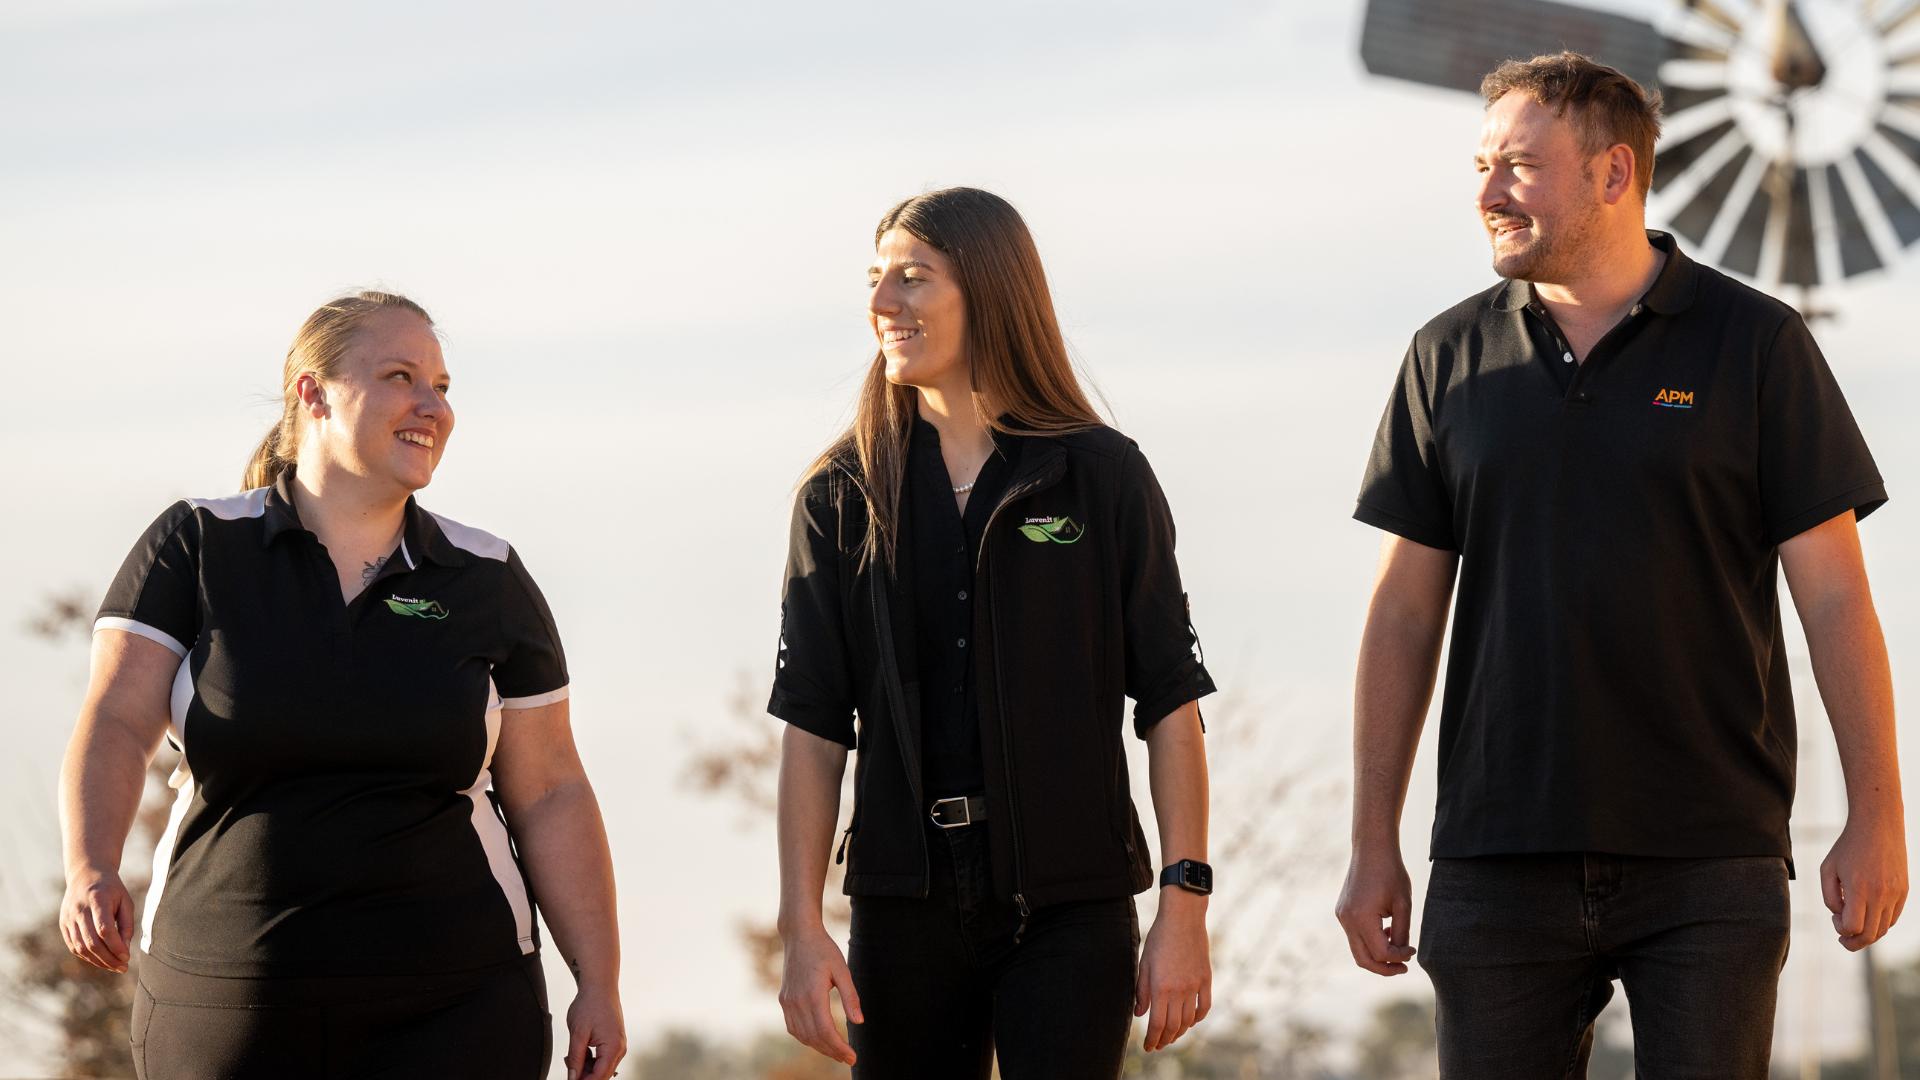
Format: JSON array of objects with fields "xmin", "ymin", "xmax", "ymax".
[{"xmin": 1652, "ymin": 388, "xmax": 1696, "ymax": 409}]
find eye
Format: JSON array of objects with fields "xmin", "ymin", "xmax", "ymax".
[{"xmin": 389, "ymin": 370, "xmax": 412, "ymax": 384}]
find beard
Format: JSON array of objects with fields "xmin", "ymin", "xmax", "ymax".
[{"xmin": 1487, "ymin": 197, "xmax": 1603, "ymax": 284}]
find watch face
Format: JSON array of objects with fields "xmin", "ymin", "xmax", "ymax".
[
  {"xmin": 1185, "ymin": 862, "xmax": 1213, "ymax": 891},
  {"xmin": 1651, "ymin": 0, "xmax": 1920, "ymax": 287}
]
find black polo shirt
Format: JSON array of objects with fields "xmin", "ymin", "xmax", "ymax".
[
  {"xmin": 905, "ymin": 419, "xmax": 1020, "ymax": 798},
  {"xmin": 1357, "ymin": 232, "xmax": 1886, "ymax": 865},
  {"xmin": 95, "ymin": 469, "xmax": 568, "ymax": 977}
]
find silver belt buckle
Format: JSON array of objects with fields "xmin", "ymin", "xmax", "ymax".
[{"xmin": 930, "ymin": 796, "xmax": 971, "ymax": 829}]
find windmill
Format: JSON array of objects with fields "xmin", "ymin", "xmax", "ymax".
[
  {"xmin": 1359, "ymin": 1, "xmax": 1920, "ymax": 1075},
  {"xmin": 1360, "ymin": 0, "xmax": 1920, "ymax": 315}
]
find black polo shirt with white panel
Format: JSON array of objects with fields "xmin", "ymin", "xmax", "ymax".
[
  {"xmin": 95, "ymin": 468, "xmax": 568, "ymax": 977},
  {"xmin": 1357, "ymin": 231, "xmax": 1886, "ymax": 865}
]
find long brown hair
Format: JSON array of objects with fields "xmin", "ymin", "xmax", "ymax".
[
  {"xmin": 242, "ymin": 291, "xmax": 435, "ymax": 491},
  {"xmin": 810, "ymin": 187, "xmax": 1103, "ymax": 568}
]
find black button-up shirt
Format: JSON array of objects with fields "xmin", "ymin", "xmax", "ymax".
[
  {"xmin": 906, "ymin": 418, "xmax": 1020, "ymax": 797},
  {"xmin": 1356, "ymin": 232, "xmax": 1886, "ymax": 867}
]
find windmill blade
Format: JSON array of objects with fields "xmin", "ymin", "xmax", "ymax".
[
  {"xmin": 1360, "ymin": 0, "xmax": 1667, "ymax": 94},
  {"xmin": 1817, "ymin": 162, "xmax": 1884, "ymax": 277},
  {"xmin": 1860, "ymin": 129, "xmax": 1920, "ymax": 244}
]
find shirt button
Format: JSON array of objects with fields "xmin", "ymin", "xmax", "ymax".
[
  {"xmin": 957, "ymin": 590, "xmax": 968, "ymax": 601},
  {"xmin": 1576, "ymin": 392, "xmax": 1591, "ymax": 402},
  {"xmin": 957, "ymin": 637, "xmax": 967, "ymax": 648},
  {"xmin": 1630, "ymin": 303, "xmax": 1643, "ymax": 316}
]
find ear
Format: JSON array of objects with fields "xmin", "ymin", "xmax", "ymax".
[
  {"xmin": 294, "ymin": 373, "xmax": 330, "ymax": 420},
  {"xmin": 1600, "ymin": 144, "xmax": 1638, "ymax": 206}
]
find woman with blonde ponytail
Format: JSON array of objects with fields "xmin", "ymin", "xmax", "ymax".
[
  {"xmin": 770, "ymin": 189, "xmax": 1219, "ymax": 1078},
  {"xmin": 57, "ymin": 292, "xmax": 625, "ymax": 1079}
]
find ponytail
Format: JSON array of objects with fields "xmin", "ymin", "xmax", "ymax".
[{"xmin": 241, "ymin": 414, "xmax": 296, "ymax": 491}]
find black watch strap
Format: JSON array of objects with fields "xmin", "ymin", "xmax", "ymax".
[{"xmin": 1159, "ymin": 859, "xmax": 1214, "ymax": 895}]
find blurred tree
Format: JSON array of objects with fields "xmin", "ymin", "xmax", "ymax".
[
  {"xmin": 5, "ymin": 589, "xmax": 176, "ymax": 1077},
  {"xmin": 1352, "ymin": 997, "xmax": 1435, "ymax": 1080}
]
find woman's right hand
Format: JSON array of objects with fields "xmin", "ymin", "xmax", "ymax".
[
  {"xmin": 778, "ymin": 926, "xmax": 864, "ymax": 1065},
  {"xmin": 61, "ymin": 867, "xmax": 135, "ymax": 974}
]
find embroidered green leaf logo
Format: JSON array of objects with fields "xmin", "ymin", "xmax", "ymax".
[
  {"xmin": 384, "ymin": 596, "xmax": 450, "ymax": 620},
  {"xmin": 1019, "ymin": 517, "xmax": 1084, "ymax": 544}
]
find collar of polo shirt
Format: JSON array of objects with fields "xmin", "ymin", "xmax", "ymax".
[
  {"xmin": 258, "ymin": 467, "xmax": 471, "ymax": 569},
  {"xmin": 1492, "ymin": 230, "xmax": 1701, "ymax": 317}
]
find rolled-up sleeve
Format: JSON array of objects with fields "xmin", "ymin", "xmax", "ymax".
[
  {"xmin": 768, "ymin": 472, "xmax": 858, "ymax": 748},
  {"xmin": 1117, "ymin": 444, "xmax": 1217, "ymax": 738}
]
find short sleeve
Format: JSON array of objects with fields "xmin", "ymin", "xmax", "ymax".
[
  {"xmin": 1117, "ymin": 444, "xmax": 1217, "ymax": 738},
  {"xmin": 95, "ymin": 501, "xmax": 200, "ymax": 659},
  {"xmin": 1757, "ymin": 313, "xmax": 1887, "ymax": 545},
  {"xmin": 767, "ymin": 472, "xmax": 858, "ymax": 748},
  {"xmin": 1354, "ymin": 339, "xmax": 1457, "ymax": 552},
  {"xmin": 495, "ymin": 547, "xmax": 570, "ymax": 710}
]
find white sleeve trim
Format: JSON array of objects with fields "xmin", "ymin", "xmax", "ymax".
[
  {"xmin": 499, "ymin": 685, "xmax": 569, "ymax": 711},
  {"xmin": 94, "ymin": 618, "xmax": 188, "ymax": 659}
]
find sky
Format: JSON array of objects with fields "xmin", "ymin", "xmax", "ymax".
[{"xmin": 3, "ymin": 0, "xmax": 1918, "ymax": 1073}]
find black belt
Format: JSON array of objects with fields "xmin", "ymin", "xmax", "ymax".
[{"xmin": 929, "ymin": 795, "xmax": 988, "ymax": 829}]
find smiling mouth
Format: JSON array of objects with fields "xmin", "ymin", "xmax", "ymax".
[
  {"xmin": 397, "ymin": 431, "xmax": 435, "ymax": 449},
  {"xmin": 881, "ymin": 328, "xmax": 919, "ymax": 346},
  {"xmin": 1490, "ymin": 219, "xmax": 1530, "ymax": 239}
]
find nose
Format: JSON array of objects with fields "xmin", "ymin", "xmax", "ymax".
[
  {"xmin": 413, "ymin": 381, "xmax": 445, "ymax": 422},
  {"xmin": 868, "ymin": 274, "xmax": 901, "ymax": 319},
  {"xmin": 1476, "ymin": 167, "xmax": 1508, "ymax": 216}
]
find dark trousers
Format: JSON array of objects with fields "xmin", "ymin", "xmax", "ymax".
[
  {"xmin": 1419, "ymin": 854, "xmax": 1791, "ymax": 1079},
  {"xmin": 847, "ymin": 821, "xmax": 1140, "ymax": 1080},
  {"xmin": 131, "ymin": 952, "xmax": 550, "ymax": 1080}
]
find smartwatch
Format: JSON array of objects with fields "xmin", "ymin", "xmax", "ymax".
[{"xmin": 1159, "ymin": 859, "xmax": 1213, "ymax": 895}]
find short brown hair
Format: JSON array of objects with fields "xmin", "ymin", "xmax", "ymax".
[{"xmin": 1481, "ymin": 51, "xmax": 1663, "ymax": 199}]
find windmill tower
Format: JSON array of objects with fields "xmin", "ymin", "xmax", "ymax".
[{"xmin": 1358, "ymin": 1, "xmax": 1920, "ymax": 1073}]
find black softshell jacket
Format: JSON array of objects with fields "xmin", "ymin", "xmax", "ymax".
[{"xmin": 769, "ymin": 425, "xmax": 1216, "ymax": 911}]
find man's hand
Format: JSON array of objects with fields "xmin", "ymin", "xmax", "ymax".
[
  {"xmin": 1135, "ymin": 890, "xmax": 1211, "ymax": 1052},
  {"xmin": 778, "ymin": 925, "xmax": 863, "ymax": 1065},
  {"xmin": 1822, "ymin": 814, "xmax": 1908, "ymax": 951},
  {"xmin": 1335, "ymin": 847, "xmax": 1416, "ymax": 975}
]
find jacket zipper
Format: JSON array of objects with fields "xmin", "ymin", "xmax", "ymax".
[{"xmin": 975, "ymin": 456, "xmax": 1066, "ymax": 942}]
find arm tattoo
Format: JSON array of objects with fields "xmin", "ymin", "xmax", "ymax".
[{"xmin": 362, "ymin": 555, "xmax": 389, "ymax": 585}]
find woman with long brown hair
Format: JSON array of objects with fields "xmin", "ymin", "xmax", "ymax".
[
  {"xmin": 770, "ymin": 188, "xmax": 1217, "ymax": 1078},
  {"xmin": 57, "ymin": 292, "xmax": 624, "ymax": 1079}
]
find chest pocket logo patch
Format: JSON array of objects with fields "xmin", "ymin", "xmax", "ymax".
[
  {"xmin": 1019, "ymin": 516, "xmax": 1085, "ymax": 544},
  {"xmin": 1652, "ymin": 388, "xmax": 1696, "ymax": 409},
  {"xmin": 385, "ymin": 595, "xmax": 450, "ymax": 620}
]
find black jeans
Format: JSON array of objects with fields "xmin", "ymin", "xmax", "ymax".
[
  {"xmin": 847, "ymin": 821, "xmax": 1140, "ymax": 1080},
  {"xmin": 131, "ymin": 952, "xmax": 550, "ymax": 1079},
  {"xmin": 1419, "ymin": 854, "xmax": 1791, "ymax": 1079}
]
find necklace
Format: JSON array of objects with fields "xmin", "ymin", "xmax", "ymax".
[{"xmin": 952, "ymin": 480, "xmax": 977, "ymax": 496}]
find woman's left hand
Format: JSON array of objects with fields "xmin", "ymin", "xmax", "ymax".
[
  {"xmin": 564, "ymin": 986, "xmax": 626, "ymax": 1080},
  {"xmin": 1134, "ymin": 890, "xmax": 1212, "ymax": 1052}
]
